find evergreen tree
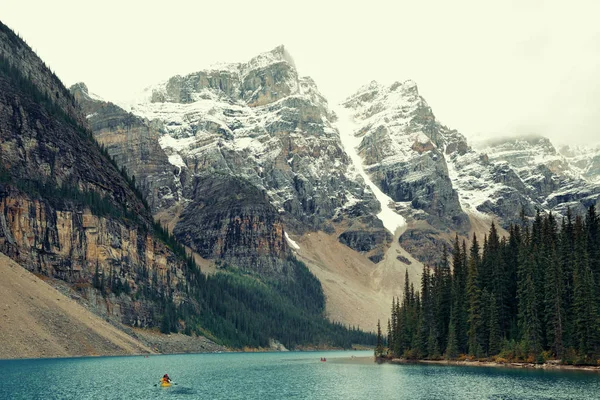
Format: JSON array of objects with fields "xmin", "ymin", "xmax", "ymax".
[
  {"xmin": 451, "ymin": 235, "xmax": 468, "ymax": 354},
  {"xmin": 573, "ymin": 216, "xmax": 598, "ymax": 360},
  {"xmin": 545, "ymin": 228, "xmax": 565, "ymax": 358},
  {"xmin": 517, "ymin": 224, "xmax": 542, "ymax": 356},
  {"xmin": 487, "ymin": 291, "xmax": 502, "ymax": 356},
  {"xmin": 381, "ymin": 205, "xmax": 600, "ymax": 363},
  {"xmin": 387, "ymin": 318, "xmax": 392, "ymax": 356},
  {"xmin": 585, "ymin": 205, "xmax": 600, "ymax": 319},
  {"xmin": 467, "ymin": 234, "xmax": 483, "ymax": 357},
  {"xmin": 419, "ymin": 265, "xmax": 433, "ymax": 357},
  {"xmin": 434, "ymin": 246, "xmax": 452, "ymax": 355},
  {"xmin": 446, "ymin": 312, "xmax": 459, "ymax": 359},
  {"xmin": 375, "ymin": 320, "xmax": 384, "ymax": 357}
]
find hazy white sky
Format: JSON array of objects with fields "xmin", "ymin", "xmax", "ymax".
[{"xmin": 2, "ymin": 0, "xmax": 600, "ymax": 145}]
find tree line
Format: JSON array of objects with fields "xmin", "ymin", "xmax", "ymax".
[{"xmin": 378, "ymin": 206, "xmax": 600, "ymax": 365}]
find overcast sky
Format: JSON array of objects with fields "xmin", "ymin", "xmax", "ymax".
[{"xmin": 2, "ymin": 0, "xmax": 600, "ymax": 145}]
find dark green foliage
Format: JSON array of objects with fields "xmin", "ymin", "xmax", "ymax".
[
  {"xmin": 0, "ymin": 53, "xmax": 86, "ymax": 140},
  {"xmin": 0, "ymin": 168, "xmax": 143, "ymax": 228},
  {"xmin": 375, "ymin": 320, "xmax": 384, "ymax": 357},
  {"xmin": 467, "ymin": 234, "xmax": 484, "ymax": 357},
  {"xmin": 192, "ymin": 262, "xmax": 376, "ymax": 349},
  {"xmin": 383, "ymin": 206, "xmax": 600, "ymax": 364},
  {"xmin": 446, "ymin": 313, "xmax": 459, "ymax": 359},
  {"xmin": 0, "ymin": 52, "xmax": 148, "ymax": 212}
]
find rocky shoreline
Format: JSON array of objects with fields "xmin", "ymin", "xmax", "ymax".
[{"xmin": 379, "ymin": 357, "xmax": 600, "ymax": 373}]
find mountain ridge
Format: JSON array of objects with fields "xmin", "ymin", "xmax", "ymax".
[{"xmin": 70, "ymin": 44, "xmax": 600, "ymax": 331}]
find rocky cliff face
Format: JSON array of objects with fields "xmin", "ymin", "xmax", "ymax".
[
  {"xmin": 0, "ymin": 21, "xmax": 198, "ymax": 329},
  {"xmin": 70, "ymin": 83, "xmax": 181, "ymax": 213},
  {"xmin": 466, "ymin": 136, "xmax": 600, "ymax": 219},
  {"xmin": 174, "ymin": 174, "xmax": 290, "ymax": 277},
  {"xmin": 559, "ymin": 144, "xmax": 600, "ymax": 183},
  {"xmin": 73, "ymin": 46, "xmax": 387, "ymax": 274},
  {"xmin": 0, "ymin": 187, "xmax": 190, "ymax": 327},
  {"xmin": 340, "ymin": 80, "xmax": 470, "ymax": 232},
  {"xmin": 337, "ymin": 79, "xmax": 600, "ymax": 264}
]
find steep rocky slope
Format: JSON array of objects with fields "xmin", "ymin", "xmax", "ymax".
[
  {"xmin": 559, "ymin": 144, "xmax": 600, "ymax": 183},
  {"xmin": 340, "ymin": 80, "xmax": 469, "ymax": 231},
  {"xmin": 0, "ymin": 21, "xmax": 201, "ymax": 332},
  {"xmin": 338, "ymin": 80, "xmax": 472, "ymax": 265},
  {"xmin": 339, "ymin": 80, "xmax": 600, "ymax": 263},
  {"xmin": 467, "ymin": 136, "xmax": 600, "ymax": 217},
  {"xmin": 73, "ymin": 46, "xmax": 388, "ymax": 275},
  {"xmin": 0, "ymin": 252, "xmax": 152, "ymax": 359},
  {"xmin": 70, "ymin": 82, "xmax": 178, "ymax": 213}
]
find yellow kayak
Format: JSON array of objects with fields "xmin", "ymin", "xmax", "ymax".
[{"xmin": 160, "ymin": 382, "xmax": 171, "ymax": 387}]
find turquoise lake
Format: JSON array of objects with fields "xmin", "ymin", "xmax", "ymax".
[{"xmin": 1, "ymin": 350, "xmax": 600, "ymax": 399}]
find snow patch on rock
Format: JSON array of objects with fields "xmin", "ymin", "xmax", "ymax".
[
  {"xmin": 334, "ymin": 104, "xmax": 406, "ymax": 234},
  {"xmin": 284, "ymin": 231, "xmax": 300, "ymax": 250}
]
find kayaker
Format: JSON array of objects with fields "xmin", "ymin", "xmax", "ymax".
[{"xmin": 161, "ymin": 374, "xmax": 171, "ymax": 384}]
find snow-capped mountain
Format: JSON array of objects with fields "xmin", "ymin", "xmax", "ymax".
[
  {"xmin": 338, "ymin": 78, "xmax": 600, "ymax": 261},
  {"xmin": 73, "ymin": 46, "xmax": 394, "ymax": 275},
  {"xmin": 72, "ymin": 45, "xmax": 600, "ymax": 329},
  {"xmin": 558, "ymin": 144, "xmax": 600, "ymax": 184},
  {"xmin": 340, "ymin": 80, "xmax": 469, "ymax": 233},
  {"xmin": 468, "ymin": 136, "xmax": 600, "ymax": 217}
]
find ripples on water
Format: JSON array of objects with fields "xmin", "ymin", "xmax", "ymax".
[{"xmin": 1, "ymin": 351, "xmax": 599, "ymax": 399}]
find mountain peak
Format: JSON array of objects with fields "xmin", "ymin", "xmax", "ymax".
[
  {"xmin": 390, "ymin": 79, "xmax": 418, "ymax": 94},
  {"xmin": 69, "ymin": 82, "xmax": 88, "ymax": 94},
  {"xmin": 69, "ymin": 82, "xmax": 105, "ymax": 103},
  {"xmin": 243, "ymin": 44, "xmax": 296, "ymax": 75}
]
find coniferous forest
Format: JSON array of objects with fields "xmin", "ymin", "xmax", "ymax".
[{"xmin": 378, "ymin": 206, "xmax": 600, "ymax": 365}]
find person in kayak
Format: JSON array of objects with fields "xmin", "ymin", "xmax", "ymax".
[{"xmin": 161, "ymin": 374, "xmax": 171, "ymax": 384}]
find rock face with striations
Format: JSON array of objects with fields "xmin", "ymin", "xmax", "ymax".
[
  {"xmin": 174, "ymin": 174, "xmax": 290, "ymax": 277},
  {"xmin": 0, "ymin": 21, "xmax": 199, "ymax": 329},
  {"xmin": 73, "ymin": 45, "xmax": 388, "ymax": 272},
  {"xmin": 70, "ymin": 82, "xmax": 182, "ymax": 213},
  {"xmin": 340, "ymin": 80, "xmax": 470, "ymax": 232},
  {"xmin": 465, "ymin": 136, "xmax": 600, "ymax": 220}
]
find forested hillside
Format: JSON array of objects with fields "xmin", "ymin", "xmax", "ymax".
[{"xmin": 379, "ymin": 206, "xmax": 600, "ymax": 365}]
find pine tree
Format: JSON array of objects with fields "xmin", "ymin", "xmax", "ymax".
[
  {"xmin": 387, "ymin": 318, "xmax": 392, "ymax": 356},
  {"xmin": 467, "ymin": 234, "xmax": 483, "ymax": 357},
  {"xmin": 573, "ymin": 216, "xmax": 598, "ymax": 360},
  {"xmin": 419, "ymin": 265, "xmax": 433, "ymax": 357},
  {"xmin": 375, "ymin": 319, "xmax": 384, "ymax": 357},
  {"xmin": 381, "ymin": 206, "xmax": 600, "ymax": 363},
  {"xmin": 545, "ymin": 232, "xmax": 565, "ymax": 358},
  {"xmin": 487, "ymin": 291, "xmax": 501, "ymax": 356},
  {"xmin": 446, "ymin": 311, "xmax": 459, "ymax": 359},
  {"xmin": 585, "ymin": 205, "xmax": 600, "ymax": 319},
  {"xmin": 434, "ymin": 246, "xmax": 452, "ymax": 355},
  {"xmin": 504, "ymin": 224, "xmax": 520, "ymax": 337},
  {"xmin": 517, "ymin": 225, "xmax": 541, "ymax": 356},
  {"xmin": 451, "ymin": 235, "xmax": 468, "ymax": 354}
]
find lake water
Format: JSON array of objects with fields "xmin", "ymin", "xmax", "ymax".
[{"xmin": 1, "ymin": 351, "xmax": 599, "ymax": 399}]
